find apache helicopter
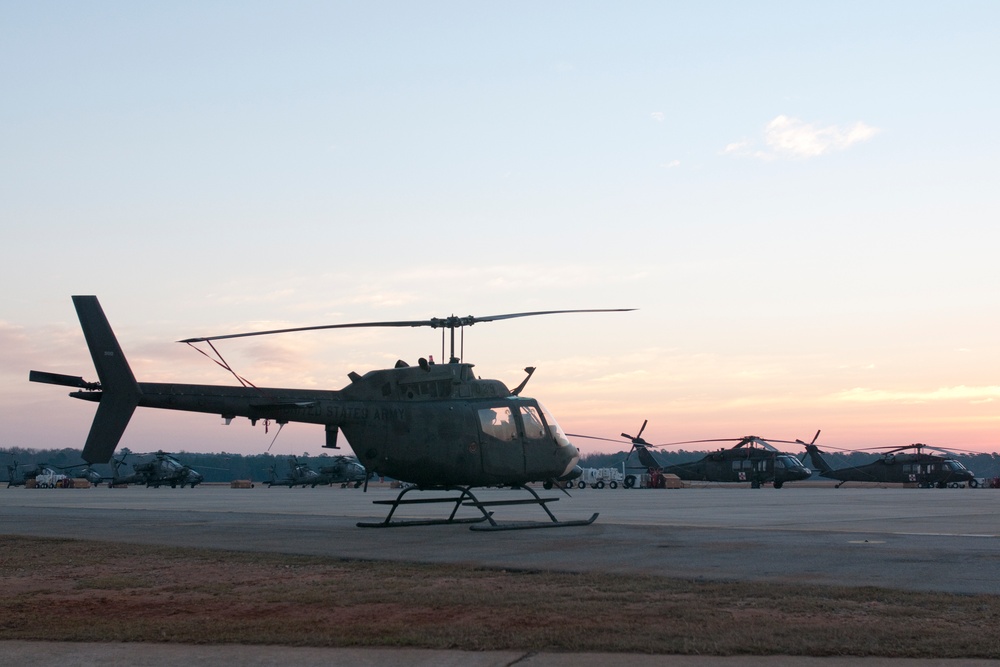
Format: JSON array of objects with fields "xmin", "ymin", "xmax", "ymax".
[
  {"xmin": 572, "ymin": 421, "xmax": 814, "ymax": 489},
  {"xmin": 110, "ymin": 450, "xmax": 204, "ymax": 488},
  {"xmin": 4, "ymin": 460, "xmax": 102, "ymax": 487},
  {"xmin": 4, "ymin": 460, "xmax": 29, "ymax": 487},
  {"xmin": 318, "ymin": 455, "xmax": 369, "ymax": 488},
  {"xmin": 266, "ymin": 456, "xmax": 324, "ymax": 488},
  {"xmin": 58, "ymin": 463, "xmax": 104, "ymax": 486},
  {"xmin": 801, "ymin": 442, "xmax": 975, "ymax": 488},
  {"xmin": 266, "ymin": 455, "xmax": 367, "ymax": 488},
  {"xmin": 30, "ymin": 296, "xmax": 631, "ymax": 529}
]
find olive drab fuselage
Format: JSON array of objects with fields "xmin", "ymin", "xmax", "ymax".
[
  {"xmin": 804, "ymin": 444, "xmax": 975, "ymax": 488},
  {"xmin": 70, "ymin": 359, "xmax": 581, "ymax": 487},
  {"xmin": 32, "ymin": 296, "xmax": 587, "ymax": 490},
  {"xmin": 633, "ymin": 440, "xmax": 812, "ymax": 488},
  {"xmin": 655, "ymin": 449, "xmax": 812, "ymax": 488}
]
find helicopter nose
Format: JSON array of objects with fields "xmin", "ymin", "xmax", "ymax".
[{"xmin": 557, "ymin": 464, "xmax": 583, "ymax": 482}]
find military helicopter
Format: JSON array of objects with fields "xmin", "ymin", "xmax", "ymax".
[
  {"xmin": 30, "ymin": 296, "xmax": 631, "ymax": 529},
  {"xmin": 109, "ymin": 450, "xmax": 204, "ymax": 488},
  {"xmin": 266, "ymin": 456, "xmax": 324, "ymax": 488},
  {"xmin": 801, "ymin": 442, "xmax": 975, "ymax": 488},
  {"xmin": 58, "ymin": 463, "xmax": 104, "ymax": 486},
  {"xmin": 3, "ymin": 459, "xmax": 102, "ymax": 487},
  {"xmin": 4, "ymin": 460, "xmax": 28, "ymax": 487},
  {"xmin": 571, "ymin": 421, "xmax": 814, "ymax": 489},
  {"xmin": 266, "ymin": 455, "xmax": 367, "ymax": 488},
  {"xmin": 318, "ymin": 455, "xmax": 369, "ymax": 488}
]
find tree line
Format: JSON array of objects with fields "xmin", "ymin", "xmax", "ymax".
[{"xmin": 4, "ymin": 446, "xmax": 999, "ymax": 484}]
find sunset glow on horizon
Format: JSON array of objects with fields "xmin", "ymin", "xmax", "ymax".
[{"xmin": 2, "ymin": 2, "xmax": 998, "ymax": 458}]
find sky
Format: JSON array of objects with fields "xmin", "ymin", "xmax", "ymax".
[{"xmin": 2, "ymin": 1, "xmax": 998, "ymax": 459}]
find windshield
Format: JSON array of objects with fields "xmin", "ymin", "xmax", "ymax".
[
  {"xmin": 537, "ymin": 401, "xmax": 573, "ymax": 448},
  {"xmin": 775, "ymin": 455, "xmax": 800, "ymax": 469}
]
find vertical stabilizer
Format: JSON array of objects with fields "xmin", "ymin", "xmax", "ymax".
[
  {"xmin": 73, "ymin": 296, "xmax": 141, "ymax": 464},
  {"xmin": 803, "ymin": 444, "xmax": 832, "ymax": 474},
  {"xmin": 634, "ymin": 444, "xmax": 662, "ymax": 470}
]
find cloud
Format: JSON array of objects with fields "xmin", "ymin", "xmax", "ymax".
[
  {"xmin": 725, "ymin": 115, "xmax": 879, "ymax": 160},
  {"xmin": 650, "ymin": 112, "xmax": 665, "ymax": 122},
  {"xmin": 765, "ymin": 115, "xmax": 879, "ymax": 157},
  {"xmin": 722, "ymin": 141, "xmax": 751, "ymax": 155},
  {"xmin": 834, "ymin": 385, "xmax": 1000, "ymax": 404}
]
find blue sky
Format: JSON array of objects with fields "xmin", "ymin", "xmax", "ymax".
[{"xmin": 2, "ymin": 1, "xmax": 998, "ymax": 457}]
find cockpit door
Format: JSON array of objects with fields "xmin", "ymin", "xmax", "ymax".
[{"xmin": 477, "ymin": 404, "xmax": 525, "ymax": 478}]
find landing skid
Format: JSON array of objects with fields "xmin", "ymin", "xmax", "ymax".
[{"xmin": 357, "ymin": 484, "xmax": 599, "ymax": 531}]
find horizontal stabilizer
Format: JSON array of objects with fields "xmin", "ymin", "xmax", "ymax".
[{"xmin": 29, "ymin": 370, "xmax": 100, "ymax": 390}]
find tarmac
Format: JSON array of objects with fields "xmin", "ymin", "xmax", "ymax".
[{"xmin": 2, "ymin": 482, "xmax": 999, "ymax": 665}]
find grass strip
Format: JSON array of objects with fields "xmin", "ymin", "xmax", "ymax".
[{"xmin": 1, "ymin": 535, "xmax": 998, "ymax": 657}]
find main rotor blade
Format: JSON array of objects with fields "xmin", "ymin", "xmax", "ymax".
[
  {"xmin": 662, "ymin": 436, "xmax": 800, "ymax": 449},
  {"xmin": 660, "ymin": 438, "xmax": 742, "ymax": 446},
  {"xmin": 857, "ymin": 444, "xmax": 929, "ymax": 455},
  {"xmin": 565, "ymin": 434, "xmax": 630, "ymax": 445},
  {"xmin": 858, "ymin": 443, "xmax": 969, "ymax": 457},
  {"xmin": 179, "ymin": 308, "xmax": 635, "ymax": 343}
]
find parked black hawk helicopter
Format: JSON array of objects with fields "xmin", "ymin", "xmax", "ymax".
[
  {"xmin": 109, "ymin": 450, "xmax": 205, "ymax": 488},
  {"xmin": 801, "ymin": 442, "xmax": 976, "ymax": 488},
  {"xmin": 30, "ymin": 296, "xmax": 632, "ymax": 529},
  {"xmin": 571, "ymin": 421, "xmax": 814, "ymax": 489}
]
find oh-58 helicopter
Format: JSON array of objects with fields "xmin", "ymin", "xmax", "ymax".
[
  {"xmin": 110, "ymin": 450, "xmax": 205, "ymax": 488},
  {"xmin": 802, "ymin": 443, "xmax": 975, "ymax": 488},
  {"xmin": 572, "ymin": 421, "xmax": 814, "ymax": 489},
  {"xmin": 30, "ymin": 296, "xmax": 632, "ymax": 529}
]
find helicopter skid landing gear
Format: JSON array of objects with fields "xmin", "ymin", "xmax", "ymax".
[{"xmin": 357, "ymin": 484, "xmax": 599, "ymax": 531}]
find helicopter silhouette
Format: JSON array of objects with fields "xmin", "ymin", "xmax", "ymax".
[
  {"xmin": 30, "ymin": 296, "xmax": 632, "ymax": 529},
  {"xmin": 801, "ymin": 442, "xmax": 975, "ymax": 488},
  {"xmin": 4, "ymin": 460, "xmax": 31, "ymax": 487},
  {"xmin": 4, "ymin": 459, "xmax": 102, "ymax": 487},
  {"xmin": 266, "ymin": 455, "xmax": 368, "ymax": 488},
  {"xmin": 110, "ymin": 450, "xmax": 204, "ymax": 488},
  {"xmin": 317, "ymin": 455, "xmax": 370, "ymax": 488},
  {"xmin": 571, "ymin": 421, "xmax": 814, "ymax": 489},
  {"xmin": 58, "ymin": 463, "xmax": 104, "ymax": 486},
  {"xmin": 266, "ymin": 456, "xmax": 323, "ymax": 488}
]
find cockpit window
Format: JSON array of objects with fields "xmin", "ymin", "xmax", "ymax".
[
  {"xmin": 776, "ymin": 455, "xmax": 799, "ymax": 469},
  {"xmin": 520, "ymin": 406, "xmax": 547, "ymax": 441},
  {"xmin": 478, "ymin": 406, "xmax": 517, "ymax": 441}
]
